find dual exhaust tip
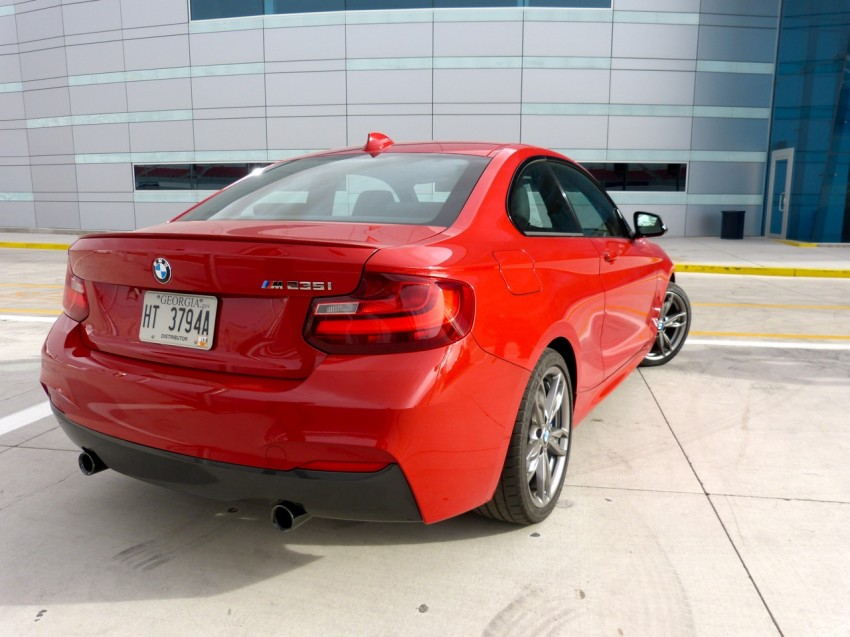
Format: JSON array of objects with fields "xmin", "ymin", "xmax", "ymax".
[{"xmin": 77, "ymin": 449, "xmax": 311, "ymax": 532}]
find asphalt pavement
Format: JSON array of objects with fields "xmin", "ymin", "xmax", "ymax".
[{"xmin": 1, "ymin": 232, "xmax": 849, "ymax": 636}]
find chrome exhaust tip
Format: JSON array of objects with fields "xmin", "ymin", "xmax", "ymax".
[
  {"xmin": 78, "ymin": 449, "xmax": 108, "ymax": 476},
  {"xmin": 271, "ymin": 501, "xmax": 311, "ymax": 532}
]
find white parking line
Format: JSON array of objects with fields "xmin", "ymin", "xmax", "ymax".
[
  {"xmin": 687, "ymin": 338, "xmax": 850, "ymax": 351},
  {"xmin": 0, "ymin": 314, "xmax": 57, "ymax": 323},
  {"xmin": 0, "ymin": 402, "xmax": 53, "ymax": 436}
]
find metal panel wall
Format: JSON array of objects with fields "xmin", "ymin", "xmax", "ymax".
[{"xmin": 0, "ymin": 0, "xmax": 781, "ymax": 234}]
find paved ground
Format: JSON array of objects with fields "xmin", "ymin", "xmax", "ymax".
[
  {"xmin": 3, "ymin": 230, "xmax": 849, "ymax": 276},
  {"xmin": 658, "ymin": 236, "xmax": 850, "ymax": 277},
  {"xmin": 1, "ymin": 237, "xmax": 849, "ymax": 636}
]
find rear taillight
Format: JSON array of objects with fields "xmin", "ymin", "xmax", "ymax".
[
  {"xmin": 62, "ymin": 266, "xmax": 89, "ymax": 322},
  {"xmin": 305, "ymin": 273, "xmax": 474, "ymax": 354}
]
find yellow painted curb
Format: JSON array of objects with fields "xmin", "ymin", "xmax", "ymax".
[
  {"xmin": 776, "ymin": 239, "xmax": 819, "ymax": 248},
  {"xmin": 0, "ymin": 241, "xmax": 71, "ymax": 251},
  {"xmin": 676, "ymin": 264, "xmax": 850, "ymax": 278}
]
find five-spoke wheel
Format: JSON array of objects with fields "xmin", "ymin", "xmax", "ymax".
[
  {"xmin": 525, "ymin": 365, "xmax": 570, "ymax": 508},
  {"xmin": 641, "ymin": 281, "xmax": 691, "ymax": 367},
  {"xmin": 477, "ymin": 349, "xmax": 573, "ymax": 524}
]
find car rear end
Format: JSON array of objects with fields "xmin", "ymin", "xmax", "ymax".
[{"xmin": 40, "ymin": 142, "xmax": 530, "ymax": 524}]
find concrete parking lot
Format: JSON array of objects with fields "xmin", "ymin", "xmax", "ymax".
[{"xmin": 1, "ymin": 240, "xmax": 849, "ymax": 636}]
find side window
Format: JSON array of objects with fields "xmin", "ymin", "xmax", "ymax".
[
  {"xmin": 508, "ymin": 161, "xmax": 582, "ymax": 235},
  {"xmin": 549, "ymin": 162, "xmax": 629, "ymax": 238}
]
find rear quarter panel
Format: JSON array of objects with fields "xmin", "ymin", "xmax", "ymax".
[{"xmin": 366, "ymin": 146, "xmax": 608, "ymax": 396}]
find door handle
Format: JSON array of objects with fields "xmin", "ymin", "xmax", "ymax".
[
  {"xmin": 603, "ymin": 250, "xmax": 616, "ymax": 263},
  {"xmin": 779, "ymin": 193, "xmax": 785, "ymax": 212}
]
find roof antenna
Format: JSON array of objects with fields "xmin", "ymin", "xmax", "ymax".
[{"xmin": 364, "ymin": 132, "xmax": 394, "ymax": 157}]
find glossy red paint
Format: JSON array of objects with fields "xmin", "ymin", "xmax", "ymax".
[
  {"xmin": 43, "ymin": 312, "xmax": 528, "ymax": 522},
  {"xmin": 41, "ymin": 137, "xmax": 676, "ymax": 525}
]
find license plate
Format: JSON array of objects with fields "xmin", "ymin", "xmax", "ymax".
[{"xmin": 139, "ymin": 291, "xmax": 217, "ymax": 350}]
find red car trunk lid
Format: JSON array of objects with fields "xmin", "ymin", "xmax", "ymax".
[{"xmin": 69, "ymin": 221, "xmax": 444, "ymax": 378}]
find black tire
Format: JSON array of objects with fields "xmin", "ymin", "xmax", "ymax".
[
  {"xmin": 640, "ymin": 281, "xmax": 691, "ymax": 367},
  {"xmin": 477, "ymin": 349, "xmax": 573, "ymax": 525}
]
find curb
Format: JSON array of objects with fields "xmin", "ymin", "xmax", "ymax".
[
  {"xmin": 676, "ymin": 264, "xmax": 850, "ymax": 278},
  {"xmin": 777, "ymin": 239, "xmax": 819, "ymax": 248},
  {"xmin": 0, "ymin": 241, "xmax": 72, "ymax": 251}
]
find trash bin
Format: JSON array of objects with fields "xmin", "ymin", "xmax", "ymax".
[{"xmin": 720, "ymin": 210, "xmax": 745, "ymax": 240}]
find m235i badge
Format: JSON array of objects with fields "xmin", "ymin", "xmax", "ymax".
[{"xmin": 262, "ymin": 280, "xmax": 333, "ymax": 291}]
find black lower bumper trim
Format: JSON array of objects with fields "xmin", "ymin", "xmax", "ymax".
[{"xmin": 52, "ymin": 406, "xmax": 422, "ymax": 522}]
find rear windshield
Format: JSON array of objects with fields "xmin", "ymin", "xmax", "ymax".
[{"xmin": 178, "ymin": 153, "xmax": 491, "ymax": 227}]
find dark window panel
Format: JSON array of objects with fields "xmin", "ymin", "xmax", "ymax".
[
  {"xmin": 134, "ymin": 163, "xmax": 268, "ymax": 191},
  {"xmin": 583, "ymin": 163, "xmax": 687, "ymax": 192},
  {"xmin": 345, "ymin": 0, "xmax": 432, "ymax": 9},
  {"xmin": 190, "ymin": 0, "xmax": 263, "ymax": 20},
  {"xmin": 134, "ymin": 165, "xmax": 194, "ymax": 190},
  {"xmin": 434, "ymin": 1, "xmax": 520, "ymax": 6},
  {"xmin": 271, "ymin": 0, "xmax": 345, "ymax": 12},
  {"xmin": 528, "ymin": 0, "xmax": 610, "ymax": 6},
  {"xmin": 191, "ymin": 1, "xmax": 614, "ymax": 20}
]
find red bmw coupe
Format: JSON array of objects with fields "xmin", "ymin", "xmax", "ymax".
[{"xmin": 40, "ymin": 133, "xmax": 690, "ymax": 531}]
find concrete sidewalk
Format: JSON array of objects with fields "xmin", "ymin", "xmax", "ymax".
[
  {"xmin": 2, "ymin": 236, "xmax": 849, "ymax": 636},
  {"xmin": 2, "ymin": 229, "xmax": 850, "ymax": 278},
  {"xmin": 3, "ymin": 273, "xmax": 850, "ymax": 635},
  {"xmin": 657, "ymin": 236, "xmax": 850, "ymax": 278}
]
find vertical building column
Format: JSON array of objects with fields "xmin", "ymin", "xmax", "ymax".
[
  {"xmin": 0, "ymin": 3, "xmax": 34, "ymax": 228},
  {"xmin": 16, "ymin": 1, "xmax": 80, "ymax": 229}
]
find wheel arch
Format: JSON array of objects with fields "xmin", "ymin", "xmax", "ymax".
[{"xmin": 545, "ymin": 337, "xmax": 577, "ymax": 413}]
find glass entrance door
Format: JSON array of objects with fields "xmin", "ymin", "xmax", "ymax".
[{"xmin": 766, "ymin": 148, "xmax": 794, "ymax": 238}]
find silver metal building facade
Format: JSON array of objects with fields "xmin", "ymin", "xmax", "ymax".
[{"xmin": 0, "ymin": 0, "xmax": 779, "ymax": 236}]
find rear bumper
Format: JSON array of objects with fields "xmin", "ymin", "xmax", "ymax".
[
  {"xmin": 41, "ymin": 314, "xmax": 530, "ymax": 523},
  {"xmin": 54, "ymin": 405, "xmax": 422, "ymax": 522}
]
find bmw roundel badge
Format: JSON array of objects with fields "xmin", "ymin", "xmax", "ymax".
[{"xmin": 152, "ymin": 257, "xmax": 172, "ymax": 284}]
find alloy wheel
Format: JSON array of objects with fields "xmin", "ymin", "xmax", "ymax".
[
  {"xmin": 525, "ymin": 366, "xmax": 570, "ymax": 508},
  {"xmin": 643, "ymin": 283, "xmax": 691, "ymax": 366}
]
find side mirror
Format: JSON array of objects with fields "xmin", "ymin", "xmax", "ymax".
[{"xmin": 633, "ymin": 211, "xmax": 667, "ymax": 238}]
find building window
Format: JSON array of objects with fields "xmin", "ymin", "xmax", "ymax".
[
  {"xmin": 189, "ymin": 0, "xmax": 611, "ymax": 20},
  {"xmin": 191, "ymin": 0, "xmax": 263, "ymax": 20},
  {"xmin": 134, "ymin": 164, "xmax": 269, "ymax": 191},
  {"xmin": 583, "ymin": 163, "xmax": 687, "ymax": 192}
]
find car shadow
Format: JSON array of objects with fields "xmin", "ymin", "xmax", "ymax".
[{"xmin": 2, "ymin": 468, "xmax": 522, "ymax": 605}]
